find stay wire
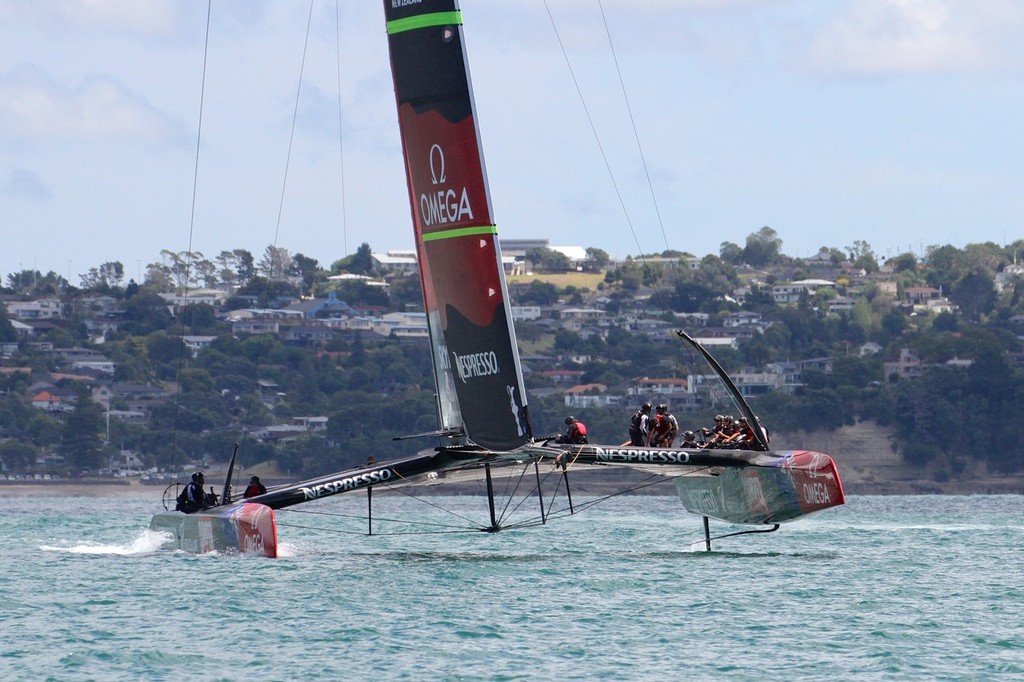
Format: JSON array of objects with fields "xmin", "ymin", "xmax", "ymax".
[
  {"xmin": 597, "ymin": 0, "xmax": 672, "ymax": 258},
  {"xmin": 541, "ymin": 0, "xmax": 647, "ymax": 266},
  {"xmin": 233, "ymin": 0, "xmax": 316, "ymax": 472},
  {"xmin": 168, "ymin": 0, "xmax": 212, "ymax": 471},
  {"xmin": 334, "ymin": 0, "xmax": 350, "ymax": 258}
]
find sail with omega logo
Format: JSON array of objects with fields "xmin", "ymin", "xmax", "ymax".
[{"xmin": 384, "ymin": 0, "xmax": 532, "ymax": 450}]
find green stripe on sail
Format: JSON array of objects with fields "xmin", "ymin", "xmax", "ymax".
[
  {"xmin": 421, "ymin": 225, "xmax": 497, "ymax": 242},
  {"xmin": 387, "ymin": 11, "xmax": 462, "ymax": 35}
]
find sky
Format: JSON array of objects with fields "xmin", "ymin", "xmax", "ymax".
[{"xmin": 2, "ymin": 0, "xmax": 1023, "ymax": 286}]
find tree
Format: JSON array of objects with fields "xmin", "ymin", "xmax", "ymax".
[
  {"xmin": 292, "ymin": 253, "xmax": 321, "ymax": 295},
  {"xmin": 584, "ymin": 247, "xmax": 610, "ymax": 270},
  {"xmin": 0, "ymin": 303, "xmax": 16, "ymax": 342},
  {"xmin": 0, "ymin": 441, "xmax": 36, "ymax": 473},
  {"xmin": 742, "ymin": 226, "xmax": 783, "ymax": 266},
  {"xmin": 121, "ymin": 292, "xmax": 174, "ymax": 336},
  {"xmin": 6, "ymin": 270, "xmax": 68, "ymax": 296},
  {"xmin": 333, "ymin": 243, "xmax": 375, "ymax": 276},
  {"xmin": 518, "ymin": 280, "xmax": 559, "ymax": 306},
  {"xmin": 80, "ymin": 261, "xmax": 125, "ymax": 292},
  {"xmin": 719, "ymin": 241, "xmax": 743, "ymax": 265},
  {"xmin": 950, "ymin": 269, "xmax": 996, "ymax": 323},
  {"xmin": 525, "ymin": 247, "xmax": 570, "ymax": 273},
  {"xmin": 258, "ymin": 246, "xmax": 294, "ymax": 281},
  {"xmin": 59, "ymin": 390, "xmax": 105, "ymax": 472}
]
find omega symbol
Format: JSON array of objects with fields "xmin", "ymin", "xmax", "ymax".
[{"xmin": 429, "ymin": 144, "xmax": 446, "ymax": 185}]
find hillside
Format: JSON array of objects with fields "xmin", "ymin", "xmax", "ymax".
[{"xmin": 776, "ymin": 420, "xmax": 1024, "ymax": 494}]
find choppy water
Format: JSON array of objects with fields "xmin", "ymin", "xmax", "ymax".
[{"xmin": 1, "ymin": 492, "xmax": 1021, "ymax": 680}]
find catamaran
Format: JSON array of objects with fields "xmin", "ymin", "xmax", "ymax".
[{"xmin": 150, "ymin": 0, "xmax": 844, "ymax": 557}]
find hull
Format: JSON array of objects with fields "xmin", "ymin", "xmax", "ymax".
[
  {"xmin": 530, "ymin": 443, "xmax": 844, "ymax": 525},
  {"xmin": 673, "ymin": 450, "xmax": 845, "ymax": 524},
  {"xmin": 149, "ymin": 502, "xmax": 277, "ymax": 557}
]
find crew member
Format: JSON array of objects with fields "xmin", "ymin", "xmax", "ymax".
[
  {"xmin": 679, "ymin": 430, "xmax": 699, "ymax": 448},
  {"xmin": 558, "ymin": 416, "xmax": 588, "ymax": 444},
  {"xmin": 176, "ymin": 471, "xmax": 209, "ymax": 513},
  {"xmin": 648, "ymin": 406, "xmax": 670, "ymax": 446},
  {"xmin": 629, "ymin": 403, "xmax": 651, "ymax": 446},
  {"xmin": 655, "ymin": 404, "xmax": 679, "ymax": 447},
  {"xmin": 243, "ymin": 475, "xmax": 267, "ymax": 498}
]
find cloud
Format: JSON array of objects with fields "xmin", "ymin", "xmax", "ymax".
[
  {"xmin": 0, "ymin": 167, "xmax": 51, "ymax": 201},
  {"xmin": 0, "ymin": 0, "xmax": 184, "ymax": 37},
  {"xmin": 808, "ymin": 0, "xmax": 1024, "ymax": 75},
  {"xmin": 0, "ymin": 67, "xmax": 178, "ymax": 143}
]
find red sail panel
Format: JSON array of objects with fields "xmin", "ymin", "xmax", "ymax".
[{"xmin": 385, "ymin": 1, "xmax": 531, "ymax": 450}]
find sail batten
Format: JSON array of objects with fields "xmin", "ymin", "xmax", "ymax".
[
  {"xmin": 421, "ymin": 225, "xmax": 498, "ymax": 242},
  {"xmin": 386, "ymin": 11, "xmax": 463, "ymax": 35}
]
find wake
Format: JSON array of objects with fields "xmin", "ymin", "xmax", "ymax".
[{"xmin": 40, "ymin": 529, "xmax": 172, "ymax": 556}]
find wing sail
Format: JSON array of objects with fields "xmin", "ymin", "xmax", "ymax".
[{"xmin": 384, "ymin": 1, "xmax": 531, "ymax": 451}]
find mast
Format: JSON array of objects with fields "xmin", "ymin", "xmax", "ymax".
[{"xmin": 384, "ymin": 1, "xmax": 532, "ymax": 451}]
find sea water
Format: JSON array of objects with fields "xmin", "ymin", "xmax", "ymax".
[{"xmin": 1, "ymin": 493, "xmax": 1021, "ymax": 680}]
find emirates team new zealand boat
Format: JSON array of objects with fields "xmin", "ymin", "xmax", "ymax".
[{"xmin": 150, "ymin": 0, "xmax": 844, "ymax": 557}]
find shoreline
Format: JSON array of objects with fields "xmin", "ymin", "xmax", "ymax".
[{"xmin": 1, "ymin": 478, "xmax": 1021, "ymax": 498}]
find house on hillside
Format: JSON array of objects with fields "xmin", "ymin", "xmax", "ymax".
[
  {"xmin": 563, "ymin": 383, "xmax": 619, "ymax": 409},
  {"xmin": 182, "ymin": 335, "xmax": 217, "ymax": 356},
  {"xmin": 31, "ymin": 388, "xmax": 78, "ymax": 413},
  {"xmin": 628, "ymin": 377, "xmax": 688, "ymax": 398},
  {"xmin": 771, "ymin": 279, "xmax": 835, "ymax": 304},
  {"xmin": 372, "ymin": 250, "xmax": 418, "ymax": 274},
  {"xmin": 6, "ymin": 298, "xmax": 64, "ymax": 320},
  {"xmin": 281, "ymin": 325, "xmax": 335, "ymax": 346},
  {"xmin": 884, "ymin": 348, "xmax": 923, "ymax": 381},
  {"xmin": 284, "ymin": 291, "xmax": 357, "ymax": 320}
]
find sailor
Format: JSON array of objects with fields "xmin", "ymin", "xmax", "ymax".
[
  {"xmin": 679, "ymin": 430, "xmax": 699, "ymax": 448},
  {"xmin": 703, "ymin": 415, "xmax": 726, "ymax": 448},
  {"xmin": 176, "ymin": 471, "xmax": 209, "ymax": 513},
  {"xmin": 243, "ymin": 475, "xmax": 267, "ymax": 498},
  {"xmin": 628, "ymin": 402, "xmax": 652, "ymax": 446},
  {"xmin": 558, "ymin": 416, "xmax": 588, "ymax": 444},
  {"xmin": 648, "ymin": 407, "xmax": 670, "ymax": 447},
  {"xmin": 729, "ymin": 417, "xmax": 758, "ymax": 449},
  {"xmin": 656, "ymin": 404, "xmax": 679, "ymax": 447}
]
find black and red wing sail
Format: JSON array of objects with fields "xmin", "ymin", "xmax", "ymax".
[{"xmin": 384, "ymin": 1, "xmax": 531, "ymax": 450}]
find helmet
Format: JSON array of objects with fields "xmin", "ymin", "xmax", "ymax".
[
  {"xmin": 642, "ymin": 402, "xmax": 651, "ymax": 411},
  {"xmin": 565, "ymin": 416, "xmax": 575, "ymax": 425},
  {"xmin": 714, "ymin": 415, "xmax": 724, "ymax": 421},
  {"xmin": 192, "ymin": 471, "xmax": 204, "ymax": 481},
  {"xmin": 658, "ymin": 404, "xmax": 668, "ymax": 413},
  {"xmin": 683, "ymin": 431, "xmax": 695, "ymax": 439}
]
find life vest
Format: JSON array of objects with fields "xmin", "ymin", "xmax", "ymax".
[
  {"xmin": 626, "ymin": 405, "xmax": 643, "ymax": 428},
  {"xmin": 570, "ymin": 421, "xmax": 588, "ymax": 444}
]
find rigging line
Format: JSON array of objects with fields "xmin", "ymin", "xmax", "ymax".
[
  {"xmin": 277, "ymin": 521, "xmax": 488, "ymax": 536},
  {"xmin": 493, "ymin": 463, "xmax": 551, "ymax": 527},
  {"xmin": 492, "ymin": 462, "xmax": 537, "ymax": 525},
  {"xmin": 334, "ymin": 0, "xmax": 349, "ymax": 258},
  {"xmin": 273, "ymin": 0, "xmax": 314, "ymax": 253},
  {"xmin": 596, "ymin": 0, "xmax": 671, "ymax": 257},
  {"xmin": 543, "ymin": 473, "xmax": 675, "ymax": 518},
  {"xmin": 168, "ymin": 0, "xmax": 213, "ymax": 471},
  {"xmin": 541, "ymin": 0, "xmax": 647, "ymax": 265},
  {"xmin": 280, "ymin": 507, "xmax": 486, "ymax": 531},
  {"xmin": 376, "ymin": 482, "xmax": 493, "ymax": 528},
  {"xmin": 232, "ymin": 1, "xmax": 316, "ymax": 468}
]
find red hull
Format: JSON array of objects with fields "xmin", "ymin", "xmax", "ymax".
[
  {"xmin": 149, "ymin": 502, "xmax": 277, "ymax": 557},
  {"xmin": 674, "ymin": 450, "xmax": 845, "ymax": 525}
]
